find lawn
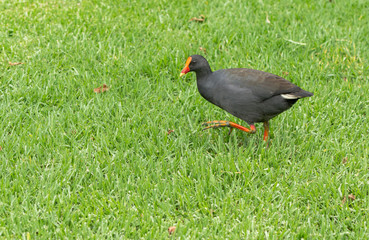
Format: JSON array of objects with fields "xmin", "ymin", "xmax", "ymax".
[{"xmin": 1, "ymin": 0, "xmax": 368, "ymax": 238}]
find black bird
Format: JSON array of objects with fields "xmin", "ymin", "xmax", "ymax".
[{"xmin": 180, "ymin": 55, "xmax": 313, "ymax": 141}]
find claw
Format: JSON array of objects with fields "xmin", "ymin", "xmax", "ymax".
[{"xmin": 227, "ymin": 127, "xmax": 233, "ymax": 136}]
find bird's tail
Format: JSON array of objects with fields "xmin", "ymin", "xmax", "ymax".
[
  {"xmin": 281, "ymin": 89, "xmax": 313, "ymax": 99},
  {"xmin": 296, "ymin": 89, "xmax": 314, "ymax": 98}
]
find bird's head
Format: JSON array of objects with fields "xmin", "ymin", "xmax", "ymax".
[{"xmin": 180, "ymin": 55, "xmax": 209, "ymax": 77}]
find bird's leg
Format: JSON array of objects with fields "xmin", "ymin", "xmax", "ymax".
[
  {"xmin": 263, "ymin": 121, "xmax": 269, "ymax": 142},
  {"xmin": 202, "ymin": 121, "xmax": 256, "ymax": 134}
]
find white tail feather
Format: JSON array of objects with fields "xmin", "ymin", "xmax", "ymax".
[{"xmin": 281, "ymin": 94, "xmax": 299, "ymax": 99}]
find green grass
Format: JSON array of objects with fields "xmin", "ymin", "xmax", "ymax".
[{"xmin": 1, "ymin": 0, "xmax": 368, "ymax": 238}]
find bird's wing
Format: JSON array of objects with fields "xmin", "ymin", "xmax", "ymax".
[{"xmin": 215, "ymin": 68, "xmax": 304, "ymax": 101}]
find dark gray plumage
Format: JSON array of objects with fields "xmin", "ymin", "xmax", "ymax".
[{"xmin": 180, "ymin": 54, "xmax": 313, "ymax": 140}]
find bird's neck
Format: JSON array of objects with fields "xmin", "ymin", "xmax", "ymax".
[
  {"xmin": 195, "ymin": 67, "xmax": 215, "ymax": 104},
  {"xmin": 195, "ymin": 66, "xmax": 212, "ymax": 81}
]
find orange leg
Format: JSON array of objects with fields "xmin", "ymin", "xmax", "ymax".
[
  {"xmin": 263, "ymin": 121, "xmax": 269, "ymax": 142},
  {"xmin": 202, "ymin": 120, "xmax": 256, "ymax": 134}
]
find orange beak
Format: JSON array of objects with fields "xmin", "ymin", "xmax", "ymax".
[{"xmin": 179, "ymin": 56, "xmax": 192, "ymax": 77}]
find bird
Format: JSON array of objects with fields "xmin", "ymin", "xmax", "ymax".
[{"xmin": 179, "ymin": 55, "xmax": 313, "ymax": 141}]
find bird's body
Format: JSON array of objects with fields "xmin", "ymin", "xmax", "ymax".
[
  {"xmin": 197, "ymin": 68, "xmax": 312, "ymax": 124},
  {"xmin": 180, "ymin": 55, "xmax": 313, "ymax": 141}
]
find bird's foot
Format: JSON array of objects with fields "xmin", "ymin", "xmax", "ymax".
[{"xmin": 202, "ymin": 121, "xmax": 256, "ymax": 134}]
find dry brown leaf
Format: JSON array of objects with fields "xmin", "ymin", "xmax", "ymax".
[
  {"xmin": 0, "ymin": 146, "xmax": 2, "ymax": 151},
  {"xmin": 342, "ymin": 157, "xmax": 348, "ymax": 164},
  {"xmin": 190, "ymin": 15, "xmax": 205, "ymax": 22},
  {"xmin": 341, "ymin": 196, "xmax": 346, "ymax": 205},
  {"xmin": 94, "ymin": 84, "xmax": 110, "ymax": 93},
  {"xmin": 9, "ymin": 62, "xmax": 24, "ymax": 66},
  {"xmin": 168, "ymin": 226, "xmax": 176, "ymax": 235},
  {"xmin": 348, "ymin": 194, "xmax": 355, "ymax": 201},
  {"xmin": 343, "ymin": 77, "xmax": 347, "ymax": 82},
  {"xmin": 167, "ymin": 129, "xmax": 175, "ymax": 135},
  {"xmin": 283, "ymin": 72, "xmax": 289, "ymax": 76},
  {"xmin": 199, "ymin": 47, "xmax": 207, "ymax": 54}
]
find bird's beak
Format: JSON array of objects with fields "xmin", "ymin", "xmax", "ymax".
[{"xmin": 179, "ymin": 56, "xmax": 192, "ymax": 77}]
